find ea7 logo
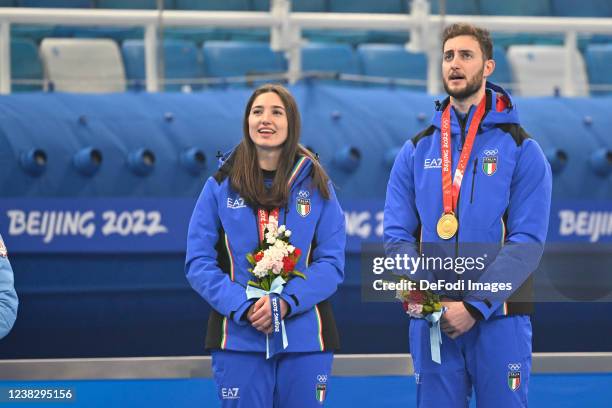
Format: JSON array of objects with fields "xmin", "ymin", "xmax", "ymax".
[
  {"xmin": 227, "ymin": 197, "xmax": 246, "ymax": 209},
  {"xmin": 221, "ymin": 388, "xmax": 240, "ymax": 399},
  {"xmin": 424, "ymin": 158, "xmax": 442, "ymax": 169}
]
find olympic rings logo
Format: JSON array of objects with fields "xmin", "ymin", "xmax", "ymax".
[
  {"xmin": 317, "ymin": 375, "xmax": 328, "ymax": 383},
  {"xmin": 484, "ymin": 149, "xmax": 499, "ymax": 156},
  {"xmin": 298, "ymin": 190, "xmax": 310, "ymax": 198},
  {"xmin": 508, "ymin": 363, "xmax": 521, "ymax": 371}
]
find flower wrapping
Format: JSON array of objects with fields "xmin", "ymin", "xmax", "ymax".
[{"xmin": 396, "ymin": 278, "xmax": 446, "ymax": 364}]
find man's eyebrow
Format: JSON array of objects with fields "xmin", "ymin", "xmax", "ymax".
[{"xmin": 444, "ymin": 48, "xmax": 475, "ymax": 53}]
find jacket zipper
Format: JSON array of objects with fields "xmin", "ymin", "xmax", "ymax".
[{"xmin": 470, "ymin": 158, "xmax": 478, "ymax": 204}]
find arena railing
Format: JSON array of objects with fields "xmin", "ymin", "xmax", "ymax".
[{"xmin": 0, "ymin": 0, "xmax": 612, "ymax": 95}]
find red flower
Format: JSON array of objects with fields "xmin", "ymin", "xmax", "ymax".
[
  {"xmin": 402, "ymin": 301, "xmax": 409, "ymax": 312},
  {"xmin": 407, "ymin": 290, "xmax": 426, "ymax": 304},
  {"xmin": 254, "ymin": 251, "xmax": 264, "ymax": 262},
  {"xmin": 283, "ymin": 257, "xmax": 295, "ymax": 272},
  {"xmin": 293, "ymin": 248, "xmax": 302, "ymax": 257}
]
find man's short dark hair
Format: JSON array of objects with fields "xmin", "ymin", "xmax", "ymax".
[{"xmin": 442, "ymin": 23, "xmax": 493, "ymax": 60}]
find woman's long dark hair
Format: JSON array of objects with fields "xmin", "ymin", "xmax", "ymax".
[{"xmin": 230, "ymin": 84, "xmax": 330, "ymax": 209}]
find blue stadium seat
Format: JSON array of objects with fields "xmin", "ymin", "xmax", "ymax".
[
  {"xmin": 329, "ymin": 0, "xmax": 407, "ymax": 13},
  {"xmin": 429, "ymin": 0, "xmax": 479, "ymax": 15},
  {"xmin": 491, "ymin": 32, "xmax": 564, "ymax": 50},
  {"xmin": 488, "ymin": 46, "xmax": 514, "ymax": 92},
  {"xmin": 357, "ymin": 43, "xmax": 427, "ymax": 90},
  {"xmin": 303, "ymin": 30, "xmax": 372, "ymax": 47},
  {"xmin": 552, "ymin": 0, "xmax": 612, "ymax": 17},
  {"xmin": 174, "ymin": 0, "xmax": 249, "ymax": 10},
  {"xmin": 18, "ymin": 0, "xmax": 92, "ymax": 7},
  {"xmin": 585, "ymin": 44, "xmax": 612, "ymax": 96},
  {"xmin": 121, "ymin": 39, "xmax": 204, "ymax": 92},
  {"xmin": 479, "ymin": 0, "xmax": 551, "ymax": 16},
  {"xmin": 163, "ymin": 28, "xmax": 228, "ymax": 45},
  {"xmin": 11, "ymin": 25, "xmax": 54, "ymax": 43},
  {"xmin": 252, "ymin": 0, "xmax": 327, "ymax": 12},
  {"xmin": 97, "ymin": 0, "xmax": 174, "ymax": 9},
  {"xmin": 225, "ymin": 29, "xmax": 270, "ymax": 42},
  {"xmin": 11, "ymin": 38, "xmax": 43, "ymax": 91},
  {"xmin": 70, "ymin": 27, "xmax": 144, "ymax": 42},
  {"xmin": 0, "ymin": 0, "xmax": 15, "ymax": 6},
  {"xmin": 301, "ymin": 42, "xmax": 359, "ymax": 84},
  {"xmin": 368, "ymin": 31, "xmax": 410, "ymax": 44},
  {"xmin": 201, "ymin": 41, "xmax": 286, "ymax": 87}
]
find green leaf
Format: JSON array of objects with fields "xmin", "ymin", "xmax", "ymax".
[
  {"xmin": 246, "ymin": 253, "xmax": 256, "ymax": 265},
  {"xmin": 247, "ymin": 280, "xmax": 261, "ymax": 288},
  {"xmin": 292, "ymin": 270, "xmax": 307, "ymax": 280}
]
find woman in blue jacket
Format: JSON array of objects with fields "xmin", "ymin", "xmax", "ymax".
[{"xmin": 185, "ymin": 84, "xmax": 345, "ymax": 407}]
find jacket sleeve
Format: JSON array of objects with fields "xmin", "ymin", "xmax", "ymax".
[
  {"xmin": 185, "ymin": 177, "xmax": 253, "ymax": 325},
  {"xmin": 383, "ymin": 140, "xmax": 426, "ymax": 279},
  {"xmin": 465, "ymin": 138, "xmax": 552, "ymax": 319},
  {"xmin": 0, "ymin": 241, "xmax": 18, "ymax": 339},
  {"xmin": 280, "ymin": 182, "xmax": 345, "ymax": 316}
]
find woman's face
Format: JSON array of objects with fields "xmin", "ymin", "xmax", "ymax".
[{"xmin": 248, "ymin": 92, "xmax": 288, "ymax": 151}]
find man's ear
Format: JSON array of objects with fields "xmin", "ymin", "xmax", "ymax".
[{"xmin": 484, "ymin": 59, "xmax": 495, "ymax": 78}]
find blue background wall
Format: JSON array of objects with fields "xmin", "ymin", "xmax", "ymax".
[{"xmin": 0, "ymin": 84, "xmax": 610, "ymax": 358}]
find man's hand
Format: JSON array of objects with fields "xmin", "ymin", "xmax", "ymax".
[
  {"xmin": 247, "ymin": 296, "xmax": 288, "ymax": 334},
  {"xmin": 440, "ymin": 301, "xmax": 476, "ymax": 339}
]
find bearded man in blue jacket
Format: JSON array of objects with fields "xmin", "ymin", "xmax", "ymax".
[{"xmin": 384, "ymin": 23, "xmax": 552, "ymax": 407}]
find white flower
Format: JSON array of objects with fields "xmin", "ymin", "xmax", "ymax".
[
  {"xmin": 406, "ymin": 303, "xmax": 424, "ymax": 318},
  {"xmin": 278, "ymin": 225, "xmax": 286, "ymax": 233},
  {"xmin": 287, "ymin": 245, "xmax": 295, "ymax": 253},
  {"xmin": 284, "ymin": 230, "xmax": 291, "ymax": 237},
  {"xmin": 267, "ymin": 236, "xmax": 276, "ymax": 245}
]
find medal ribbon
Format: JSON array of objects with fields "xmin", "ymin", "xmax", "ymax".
[
  {"xmin": 440, "ymin": 95, "xmax": 487, "ymax": 213},
  {"xmin": 257, "ymin": 207, "xmax": 280, "ymax": 244}
]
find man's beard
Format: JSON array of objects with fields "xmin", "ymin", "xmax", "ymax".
[{"xmin": 443, "ymin": 66, "xmax": 484, "ymax": 100}]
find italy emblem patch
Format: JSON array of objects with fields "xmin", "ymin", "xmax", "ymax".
[
  {"xmin": 482, "ymin": 155, "xmax": 497, "ymax": 176},
  {"xmin": 296, "ymin": 190, "xmax": 311, "ymax": 217},
  {"xmin": 508, "ymin": 370, "xmax": 521, "ymax": 391},
  {"xmin": 316, "ymin": 383, "xmax": 326, "ymax": 404}
]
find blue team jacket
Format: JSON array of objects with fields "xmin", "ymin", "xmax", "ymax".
[
  {"xmin": 0, "ymin": 235, "xmax": 18, "ymax": 340},
  {"xmin": 185, "ymin": 153, "xmax": 345, "ymax": 352},
  {"xmin": 384, "ymin": 83, "xmax": 552, "ymax": 320}
]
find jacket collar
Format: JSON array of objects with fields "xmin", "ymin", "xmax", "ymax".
[{"xmin": 431, "ymin": 81, "xmax": 519, "ymax": 134}]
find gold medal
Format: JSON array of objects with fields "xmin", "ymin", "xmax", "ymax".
[{"xmin": 437, "ymin": 213, "xmax": 458, "ymax": 240}]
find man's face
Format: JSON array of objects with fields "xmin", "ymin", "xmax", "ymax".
[{"xmin": 442, "ymin": 35, "xmax": 492, "ymax": 100}]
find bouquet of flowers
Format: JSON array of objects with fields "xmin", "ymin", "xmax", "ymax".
[
  {"xmin": 396, "ymin": 279, "xmax": 443, "ymax": 318},
  {"xmin": 396, "ymin": 278, "xmax": 445, "ymax": 364},
  {"xmin": 245, "ymin": 215, "xmax": 305, "ymax": 359},
  {"xmin": 246, "ymin": 219, "xmax": 306, "ymax": 291}
]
